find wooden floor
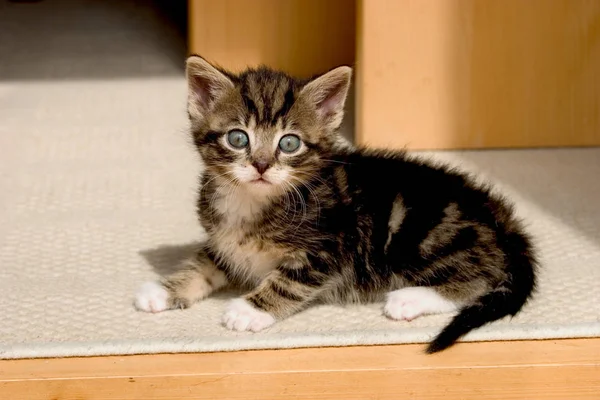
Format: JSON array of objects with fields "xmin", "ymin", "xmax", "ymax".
[{"xmin": 1, "ymin": 338, "xmax": 599, "ymax": 399}]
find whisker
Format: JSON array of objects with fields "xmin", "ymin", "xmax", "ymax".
[
  {"xmin": 289, "ymin": 176, "xmax": 322, "ymax": 227},
  {"xmin": 320, "ymin": 158, "xmax": 351, "ymax": 165}
]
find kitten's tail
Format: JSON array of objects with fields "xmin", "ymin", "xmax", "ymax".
[{"xmin": 426, "ymin": 232, "xmax": 537, "ymax": 354}]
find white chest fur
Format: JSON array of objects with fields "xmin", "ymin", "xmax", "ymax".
[{"xmin": 208, "ymin": 186, "xmax": 285, "ymax": 284}]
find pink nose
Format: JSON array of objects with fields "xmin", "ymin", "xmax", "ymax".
[{"xmin": 253, "ymin": 161, "xmax": 270, "ymax": 175}]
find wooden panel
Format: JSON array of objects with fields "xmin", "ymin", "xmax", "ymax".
[
  {"xmin": 357, "ymin": 0, "xmax": 600, "ymax": 150},
  {"xmin": 1, "ymin": 339, "xmax": 599, "ymax": 399},
  {"xmin": 188, "ymin": 0, "xmax": 356, "ymax": 78}
]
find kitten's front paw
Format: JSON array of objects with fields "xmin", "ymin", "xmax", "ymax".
[
  {"xmin": 222, "ymin": 298, "xmax": 276, "ymax": 332},
  {"xmin": 134, "ymin": 281, "xmax": 170, "ymax": 313}
]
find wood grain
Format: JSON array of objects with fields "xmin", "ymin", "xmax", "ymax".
[
  {"xmin": 356, "ymin": 0, "xmax": 600, "ymax": 150},
  {"xmin": 188, "ymin": 0, "xmax": 356, "ymax": 78},
  {"xmin": 1, "ymin": 339, "xmax": 599, "ymax": 399}
]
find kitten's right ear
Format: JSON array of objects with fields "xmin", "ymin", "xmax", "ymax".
[
  {"xmin": 186, "ymin": 55, "xmax": 234, "ymax": 120},
  {"xmin": 299, "ymin": 66, "xmax": 352, "ymax": 131}
]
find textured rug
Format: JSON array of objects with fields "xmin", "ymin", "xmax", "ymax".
[{"xmin": 1, "ymin": 71, "xmax": 600, "ymax": 359}]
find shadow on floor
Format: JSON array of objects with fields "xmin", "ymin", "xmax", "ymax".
[
  {"xmin": 139, "ymin": 242, "xmax": 200, "ymax": 277},
  {"xmin": 0, "ymin": 0, "xmax": 357, "ymax": 142},
  {"xmin": 0, "ymin": 0, "xmax": 187, "ymax": 80},
  {"xmin": 139, "ymin": 242, "xmax": 243, "ymax": 299}
]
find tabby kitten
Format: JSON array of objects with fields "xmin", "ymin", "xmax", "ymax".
[{"xmin": 135, "ymin": 55, "xmax": 537, "ymax": 353}]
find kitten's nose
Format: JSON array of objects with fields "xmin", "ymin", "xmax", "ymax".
[{"xmin": 252, "ymin": 161, "xmax": 270, "ymax": 175}]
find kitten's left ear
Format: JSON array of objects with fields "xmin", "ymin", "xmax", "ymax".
[
  {"xmin": 186, "ymin": 55, "xmax": 234, "ymax": 120},
  {"xmin": 300, "ymin": 66, "xmax": 352, "ymax": 131}
]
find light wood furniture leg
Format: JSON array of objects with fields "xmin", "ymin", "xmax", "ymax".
[
  {"xmin": 356, "ymin": 0, "xmax": 600, "ymax": 150},
  {"xmin": 188, "ymin": 0, "xmax": 356, "ymax": 78}
]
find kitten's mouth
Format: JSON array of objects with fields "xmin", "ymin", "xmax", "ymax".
[{"xmin": 249, "ymin": 177, "xmax": 272, "ymax": 185}]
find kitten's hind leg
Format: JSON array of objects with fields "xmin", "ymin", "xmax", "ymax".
[
  {"xmin": 134, "ymin": 251, "xmax": 227, "ymax": 313},
  {"xmin": 384, "ymin": 287, "xmax": 458, "ymax": 321}
]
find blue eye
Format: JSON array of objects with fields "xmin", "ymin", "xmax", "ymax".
[
  {"xmin": 227, "ymin": 130, "xmax": 249, "ymax": 149},
  {"xmin": 278, "ymin": 134, "xmax": 301, "ymax": 153}
]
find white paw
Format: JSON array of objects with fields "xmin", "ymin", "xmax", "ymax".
[
  {"xmin": 384, "ymin": 287, "xmax": 457, "ymax": 321},
  {"xmin": 222, "ymin": 298, "xmax": 276, "ymax": 332},
  {"xmin": 134, "ymin": 281, "xmax": 169, "ymax": 313}
]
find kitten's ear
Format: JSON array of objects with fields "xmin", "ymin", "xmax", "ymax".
[
  {"xmin": 186, "ymin": 55, "xmax": 234, "ymax": 120},
  {"xmin": 300, "ymin": 66, "xmax": 352, "ymax": 130}
]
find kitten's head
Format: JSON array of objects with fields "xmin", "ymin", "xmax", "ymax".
[{"xmin": 186, "ymin": 55, "xmax": 352, "ymax": 198}]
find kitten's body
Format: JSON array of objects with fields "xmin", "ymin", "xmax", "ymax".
[{"xmin": 135, "ymin": 56, "xmax": 537, "ymax": 353}]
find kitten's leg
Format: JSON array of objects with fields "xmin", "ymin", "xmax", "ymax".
[
  {"xmin": 222, "ymin": 259, "xmax": 326, "ymax": 332},
  {"xmin": 135, "ymin": 251, "xmax": 227, "ymax": 313},
  {"xmin": 384, "ymin": 287, "xmax": 458, "ymax": 321}
]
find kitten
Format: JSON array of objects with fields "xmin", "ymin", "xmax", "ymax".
[{"xmin": 135, "ymin": 55, "xmax": 538, "ymax": 353}]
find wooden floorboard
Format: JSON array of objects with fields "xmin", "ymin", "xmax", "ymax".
[{"xmin": 1, "ymin": 339, "xmax": 599, "ymax": 399}]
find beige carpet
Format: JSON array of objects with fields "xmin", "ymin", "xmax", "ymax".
[
  {"xmin": 1, "ymin": 0, "xmax": 599, "ymax": 360},
  {"xmin": 1, "ymin": 72, "xmax": 600, "ymax": 358}
]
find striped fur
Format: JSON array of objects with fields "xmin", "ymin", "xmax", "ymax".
[{"xmin": 140, "ymin": 55, "xmax": 538, "ymax": 353}]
